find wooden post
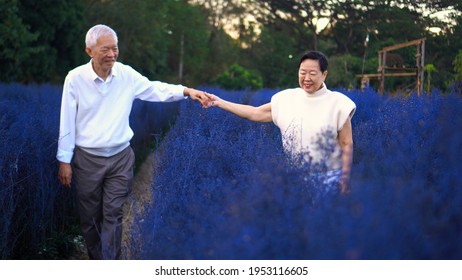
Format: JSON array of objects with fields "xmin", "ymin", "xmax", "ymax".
[
  {"xmin": 379, "ymin": 51, "xmax": 386, "ymax": 94},
  {"xmin": 358, "ymin": 38, "xmax": 426, "ymax": 95},
  {"xmin": 417, "ymin": 39, "xmax": 425, "ymax": 96},
  {"xmin": 416, "ymin": 42, "xmax": 421, "ymax": 95}
]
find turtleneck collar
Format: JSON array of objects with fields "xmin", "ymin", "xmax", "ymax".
[{"xmin": 303, "ymin": 83, "xmax": 328, "ymax": 98}]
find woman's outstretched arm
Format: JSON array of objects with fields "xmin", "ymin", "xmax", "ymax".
[{"xmin": 207, "ymin": 93, "xmax": 273, "ymax": 123}]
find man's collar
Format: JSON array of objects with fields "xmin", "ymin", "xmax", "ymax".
[{"xmin": 86, "ymin": 59, "xmax": 117, "ymax": 81}]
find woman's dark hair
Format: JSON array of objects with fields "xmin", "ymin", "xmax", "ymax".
[{"xmin": 299, "ymin": 50, "xmax": 328, "ymax": 73}]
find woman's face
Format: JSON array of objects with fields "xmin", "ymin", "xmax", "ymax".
[{"xmin": 298, "ymin": 59, "xmax": 327, "ymax": 94}]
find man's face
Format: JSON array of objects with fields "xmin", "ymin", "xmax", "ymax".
[
  {"xmin": 87, "ymin": 34, "xmax": 118, "ymax": 74},
  {"xmin": 298, "ymin": 59, "xmax": 327, "ymax": 94}
]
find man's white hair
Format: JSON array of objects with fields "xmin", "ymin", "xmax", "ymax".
[{"xmin": 85, "ymin": 24, "xmax": 118, "ymax": 48}]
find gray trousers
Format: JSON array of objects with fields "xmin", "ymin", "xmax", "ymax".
[{"xmin": 72, "ymin": 146, "xmax": 135, "ymax": 260}]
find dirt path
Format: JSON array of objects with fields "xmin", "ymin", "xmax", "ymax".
[{"xmin": 122, "ymin": 152, "xmax": 156, "ymax": 259}]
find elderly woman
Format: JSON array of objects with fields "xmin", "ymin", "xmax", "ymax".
[{"xmin": 207, "ymin": 51, "xmax": 356, "ymax": 193}]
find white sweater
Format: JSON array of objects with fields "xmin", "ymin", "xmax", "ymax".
[
  {"xmin": 271, "ymin": 84, "xmax": 356, "ymax": 170},
  {"xmin": 57, "ymin": 61, "xmax": 186, "ymax": 163}
]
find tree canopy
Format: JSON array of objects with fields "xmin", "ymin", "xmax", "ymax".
[{"xmin": 1, "ymin": 0, "xmax": 461, "ymax": 91}]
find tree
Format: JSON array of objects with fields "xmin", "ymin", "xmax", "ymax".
[
  {"xmin": 454, "ymin": 51, "xmax": 462, "ymax": 80},
  {"xmin": 0, "ymin": 0, "xmax": 85, "ymax": 83},
  {"xmin": 248, "ymin": 25, "xmax": 299, "ymax": 88},
  {"xmin": 252, "ymin": 0, "xmax": 330, "ymax": 51},
  {"xmin": 453, "ymin": 50, "xmax": 462, "ymax": 94},
  {"xmin": 165, "ymin": 0, "xmax": 210, "ymax": 85},
  {"xmin": 0, "ymin": 0, "xmax": 38, "ymax": 82},
  {"xmin": 83, "ymin": 0, "xmax": 222, "ymax": 85},
  {"xmin": 188, "ymin": 0, "xmax": 244, "ymax": 82},
  {"xmin": 17, "ymin": 0, "xmax": 85, "ymax": 83},
  {"xmin": 328, "ymin": 54, "xmax": 363, "ymax": 89},
  {"xmin": 425, "ymin": 6, "xmax": 462, "ymax": 91},
  {"xmin": 83, "ymin": 0, "xmax": 172, "ymax": 79}
]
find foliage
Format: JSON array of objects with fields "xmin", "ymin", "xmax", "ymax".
[
  {"xmin": 454, "ymin": 50, "xmax": 462, "ymax": 94},
  {"xmin": 0, "ymin": 0, "xmax": 40, "ymax": 82},
  {"xmin": 425, "ymin": 64, "xmax": 438, "ymax": 93},
  {"xmin": 189, "ymin": 0, "xmax": 244, "ymax": 80},
  {"xmin": 454, "ymin": 50, "xmax": 462, "ymax": 81},
  {"xmin": 246, "ymin": 25, "xmax": 300, "ymax": 89},
  {"xmin": 327, "ymin": 54, "xmax": 363, "ymax": 89},
  {"xmin": 251, "ymin": 0, "xmax": 461, "ymax": 91},
  {"xmin": 83, "ymin": 0, "xmax": 225, "ymax": 85},
  {"xmin": 0, "ymin": 83, "xmax": 180, "ymax": 259},
  {"xmin": 264, "ymin": 0, "xmax": 326, "ymax": 50},
  {"xmin": 164, "ymin": 1, "xmax": 210, "ymax": 85},
  {"xmin": 1, "ymin": 0, "xmax": 461, "ymax": 90},
  {"xmin": 135, "ymin": 86, "xmax": 462, "ymax": 259},
  {"xmin": 212, "ymin": 64, "xmax": 263, "ymax": 90},
  {"xmin": 0, "ymin": 0, "xmax": 221, "ymax": 86},
  {"xmin": 84, "ymin": 0, "xmax": 174, "ymax": 79},
  {"xmin": 16, "ymin": 0, "xmax": 85, "ymax": 83}
]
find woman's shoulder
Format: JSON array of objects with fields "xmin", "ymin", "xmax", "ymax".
[
  {"xmin": 327, "ymin": 89, "xmax": 356, "ymax": 119},
  {"xmin": 329, "ymin": 90, "xmax": 355, "ymax": 105},
  {"xmin": 272, "ymin": 87, "xmax": 303, "ymax": 99}
]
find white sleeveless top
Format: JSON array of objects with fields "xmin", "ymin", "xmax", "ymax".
[{"xmin": 271, "ymin": 84, "xmax": 356, "ymax": 170}]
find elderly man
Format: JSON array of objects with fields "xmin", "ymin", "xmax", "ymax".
[{"xmin": 57, "ymin": 24, "xmax": 210, "ymax": 259}]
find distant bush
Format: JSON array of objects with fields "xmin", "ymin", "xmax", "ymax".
[
  {"xmin": 212, "ymin": 64, "xmax": 263, "ymax": 90},
  {"xmin": 135, "ymin": 86, "xmax": 462, "ymax": 259}
]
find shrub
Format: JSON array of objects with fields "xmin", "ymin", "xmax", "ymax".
[{"xmin": 212, "ymin": 64, "xmax": 263, "ymax": 90}]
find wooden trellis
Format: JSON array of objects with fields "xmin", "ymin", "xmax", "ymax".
[{"xmin": 358, "ymin": 38, "xmax": 426, "ymax": 95}]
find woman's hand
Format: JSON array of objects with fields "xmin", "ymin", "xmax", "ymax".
[{"xmin": 205, "ymin": 93, "xmax": 222, "ymax": 108}]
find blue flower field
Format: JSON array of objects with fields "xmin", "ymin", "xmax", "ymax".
[
  {"xmin": 133, "ymin": 86, "xmax": 462, "ymax": 260},
  {"xmin": 0, "ymin": 83, "xmax": 178, "ymax": 259},
  {"xmin": 1, "ymin": 83, "xmax": 461, "ymax": 259}
]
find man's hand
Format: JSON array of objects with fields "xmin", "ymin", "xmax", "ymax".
[
  {"xmin": 58, "ymin": 162, "xmax": 72, "ymax": 188},
  {"xmin": 184, "ymin": 88, "xmax": 212, "ymax": 108}
]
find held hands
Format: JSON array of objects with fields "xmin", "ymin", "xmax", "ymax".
[
  {"xmin": 205, "ymin": 93, "xmax": 222, "ymax": 107},
  {"xmin": 184, "ymin": 88, "xmax": 214, "ymax": 108},
  {"xmin": 183, "ymin": 88, "xmax": 224, "ymax": 108}
]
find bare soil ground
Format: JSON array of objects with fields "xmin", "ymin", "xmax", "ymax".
[{"xmin": 121, "ymin": 152, "xmax": 156, "ymax": 259}]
